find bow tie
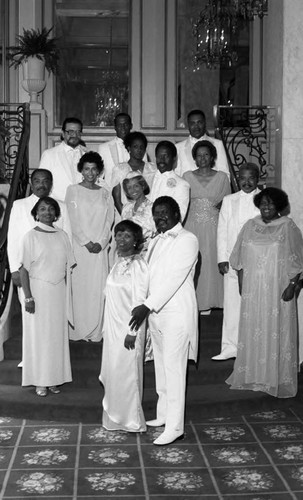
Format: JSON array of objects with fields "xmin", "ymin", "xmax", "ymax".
[{"xmin": 157, "ymin": 231, "xmax": 177, "ymax": 239}]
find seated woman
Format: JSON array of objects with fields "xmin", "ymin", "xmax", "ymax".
[
  {"xmin": 112, "ymin": 131, "xmax": 157, "ymax": 213},
  {"xmin": 121, "ymin": 171, "xmax": 155, "ymax": 251},
  {"xmin": 226, "ymin": 187, "xmax": 303, "ymax": 398},
  {"xmin": 183, "ymin": 140, "xmax": 230, "ymax": 313},
  {"xmin": 65, "ymin": 151, "xmax": 114, "ymax": 342},
  {"xmin": 99, "ymin": 220, "xmax": 149, "ymax": 432},
  {"xmin": 19, "ymin": 196, "xmax": 75, "ymax": 397}
]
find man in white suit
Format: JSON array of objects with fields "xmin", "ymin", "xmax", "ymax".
[
  {"xmin": 98, "ymin": 113, "xmax": 133, "ymax": 187},
  {"xmin": 150, "ymin": 141, "xmax": 190, "ymax": 222},
  {"xmin": 39, "ymin": 117, "xmax": 86, "ymax": 201},
  {"xmin": 213, "ymin": 163, "xmax": 260, "ymax": 360},
  {"xmin": 175, "ymin": 109, "xmax": 230, "ymax": 178},
  {"xmin": 129, "ymin": 196, "xmax": 199, "ymax": 445}
]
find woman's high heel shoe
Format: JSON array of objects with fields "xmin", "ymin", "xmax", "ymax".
[
  {"xmin": 49, "ymin": 386, "xmax": 60, "ymax": 394},
  {"xmin": 36, "ymin": 387, "xmax": 47, "ymax": 397}
]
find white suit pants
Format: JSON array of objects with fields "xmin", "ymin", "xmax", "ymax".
[
  {"xmin": 220, "ymin": 267, "xmax": 241, "ymax": 356},
  {"xmin": 150, "ymin": 321, "xmax": 189, "ymax": 434}
]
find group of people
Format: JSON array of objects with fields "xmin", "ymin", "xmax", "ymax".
[{"xmin": 6, "ymin": 108, "xmax": 303, "ymax": 446}]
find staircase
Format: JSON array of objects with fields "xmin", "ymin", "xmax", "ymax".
[{"xmin": 0, "ymin": 294, "xmax": 302, "ymax": 424}]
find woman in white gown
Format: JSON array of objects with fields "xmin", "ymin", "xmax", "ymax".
[
  {"xmin": 65, "ymin": 152, "xmax": 114, "ymax": 342},
  {"xmin": 20, "ymin": 197, "xmax": 75, "ymax": 397},
  {"xmin": 99, "ymin": 220, "xmax": 149, "ymax": 432}
]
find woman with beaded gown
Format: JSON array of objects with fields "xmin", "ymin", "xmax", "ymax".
[{"xmin": 184, "ymin": 140, "xmax": 230, "ymax": 311}]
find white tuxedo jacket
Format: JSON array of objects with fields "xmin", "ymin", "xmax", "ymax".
[
  {"xmin": 217, "ymin": 189, "xmax": 260, "ymax": 263},
  {"xmin": 98, "ymin": 137, "xmax": 148, "ymax": 188},
  {"xmin": 7, "ymin": 194, "xmax": 72, "ymax": 273},
  {"xmin": 98, "ymin": 137, "xmax": 129, "ymax": 187},
  {"xmin": 144, "ymin": 223, "xmax": 199, "ymax": 360},
  {"xmin": 149, "ymin": 170, "xmax": 190, "ymax": 222},
  {"xmin": 175, "ymin": 135, "xmax": 230, "ymax": 179},
  {"xmin": 39, "ymin": 142, "xmax": 86, "ymax": 202}
]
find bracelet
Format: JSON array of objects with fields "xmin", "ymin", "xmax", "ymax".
[{"xmin": 24, "ymin": 297, "xmax": 34, "ymax": 303}]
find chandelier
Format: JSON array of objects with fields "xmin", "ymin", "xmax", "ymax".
[{"xmin": 193, "ymin": 0, "xmax": 268, "ymax": 69}]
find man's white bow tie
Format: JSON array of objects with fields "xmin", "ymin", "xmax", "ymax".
[{"xmin": 158, "ymin": 231, "xmax": 177, "ymax": 239}]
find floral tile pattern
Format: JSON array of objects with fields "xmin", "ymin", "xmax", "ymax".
[
  {"xmin": 195, "ymin": 423, "xmax": 255, "ymax": 443},
  {"xmin": 79, "ymin": 444, "xmax": 140, "ymax": 468},
  {"xmin": 251, "ymin": 423, "xmax": 303, "ymax": 441},
  {"xmin": 2, "ymin": 409, "xmax": 303, "ymax": 498},
  {"xmin": 14, "ymin": 445, "xmax": 76, "ymax": 469},
  {"xmin": 203, "ymin": 442, "xmax": 270, "ymax": 466}
]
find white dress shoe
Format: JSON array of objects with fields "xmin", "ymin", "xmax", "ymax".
[
  {"xmin": 212, "ymin": 352, "xmax": 236, "ymax": 361},
  {"xmin": 153, "ymin": 430, "xmax": 184, "ymax": 446},
  {"xmin": 146, "ymin": 419, "xmax": 165, "ymax": 427}
]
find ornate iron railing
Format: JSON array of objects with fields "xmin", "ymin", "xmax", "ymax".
[
  {"xmin": 0, "ymin": 103, "xmax": 30, "ymax": 317},
  {"xmin": 214, "ymin": 105, "xmax": 280, "ymax": 192}
]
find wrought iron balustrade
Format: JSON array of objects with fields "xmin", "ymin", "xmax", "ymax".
[
  {"xmin": 0, "ymin": 103, "xmax": 30, "ymax": 317},
  {"xmin": 214, "ymin": 105, "xmax": 280, "ymax": 192}
]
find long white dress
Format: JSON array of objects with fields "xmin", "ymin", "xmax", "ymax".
[
  {"xmin": 99, "ymin": 255, "xmax": 149, "ymax": 432},
  {"xmin": 21, "ymin": 225, "xmax": 74, "ymax": 387},
  {"xmin": 226, "ymin": 216, "xmax": 303, "ymax": 398},
  {"xmin": 65, "ymin": 184, "xmax": 114, "ymax": 341}
]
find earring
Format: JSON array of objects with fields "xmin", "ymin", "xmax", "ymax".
[{"xmin": 36, "ymin": 216, "xmax": 39, "ymax": 221}]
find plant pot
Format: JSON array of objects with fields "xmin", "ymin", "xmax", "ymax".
[{"xmin": 21, "ymin": 56, "xmax": 46, "ymax": 105}]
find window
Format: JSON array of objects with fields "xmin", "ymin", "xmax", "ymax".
[
  {"xmin": 55, "ymin": 0, "xmax": 130, "ymax": 127},
  {"xmin": 177, "ymin": 0, "xmax": 250, "ymax": 129}
]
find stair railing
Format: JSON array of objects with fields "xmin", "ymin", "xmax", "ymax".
[
  {"xmin": 0, "ymin": 103, "xmax": 30, "ymax": 318},
  {"xmin": 214, "ymin": 104, "xmax": 280, "ymax": 191}
]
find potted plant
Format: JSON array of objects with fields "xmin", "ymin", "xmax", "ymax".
[{"xmin": 8, "ymin": 27, "xmax": 59, "ymax": 105}]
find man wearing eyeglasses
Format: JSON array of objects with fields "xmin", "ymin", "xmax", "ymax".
[{"xmin": 38, "ymin": 117, "xmax": 86, "ymax": 201}]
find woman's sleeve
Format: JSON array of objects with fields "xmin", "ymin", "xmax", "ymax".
[
  {"xmin": 229, "ymin": 223, "xmax": 247, "ymax": 271},
  {"xmin": 285, "ymin": 219, "xmax": 303, "ymax": 278},
  {"xmin": 218, "ymin": 172, "xmax": 231, "ymax": 202},
  {"xmin": 98, "ymin": 190, "xmax": 115, "ymax": 249},
  {"xmin": 65, "ymin": 185, "xmax": 90, "ymax": 246},
  {"xmin": 130, "ymin": 258, "xmax": 149, "ymax": 307},
  {"xmin": 20, "ymin": 231, "xmax": 34, "ymax": 271},
  {"xmin": 126, "ymin": 257, "xmax": 149, "ymax": 335}
]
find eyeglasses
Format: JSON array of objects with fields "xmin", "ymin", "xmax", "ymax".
[{"xmin": 64, "ymin": 129, "xmax": 82, "ymax": 136}]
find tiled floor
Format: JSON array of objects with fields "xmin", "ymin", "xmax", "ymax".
[{"xmin": 2, "ymin": 409, "xmax": 303, "ymax": 498}]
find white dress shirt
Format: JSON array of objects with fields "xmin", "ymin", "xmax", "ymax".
[{"xmin": 149, "ymin": 170, "xmax": 190, "ymax": 222}]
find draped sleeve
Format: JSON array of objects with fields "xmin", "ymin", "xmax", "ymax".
[
  {"xmin": 229, "ymin": 220, "xmax": 250, "ymax": 271},
  {"xmin": 127, "ymin": 256, "xmax": 149, "ymax": 336},
  {"xmin": 284, "ymin": 218, "xmax": 303, "ymax": 279},
  {"xmin": 65, "ymin": 185, "xmax": 90, "ymax": 246}
]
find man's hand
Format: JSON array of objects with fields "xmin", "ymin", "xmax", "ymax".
[
  {"xmin": 129, "ymin": 304, "xmax": 150, "ymax": 331},
  {"xmin": 124, "ymin": 334, "xmax": 136, "ymax": 350},
  {"xmin": 11, "ymin": 271, "xmax": 21, "ymax": 287},
  {"xmin": 218, "ymin": 262, "xmax": 229, "ymax": 275}
]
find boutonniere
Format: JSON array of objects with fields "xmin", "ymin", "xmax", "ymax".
[{"xmin": 167, "ymin": 178, "xmax": 177, "ymax": 188}]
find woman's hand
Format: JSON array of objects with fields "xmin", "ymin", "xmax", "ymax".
[
  {"xmin": 25, "ymin": 300, "xmax": 35, "ymax": 314},
  {"xmin": 282, "ymin": 284, "xmax": 296, "ymax": 302},
  {"xmin": 91, "ymin": 243, "xmax": 102, "ymax": 253},
  {"xmin": 124, "ymin": 334, "xmax": 136, "ymax": 350},
  {"xmin": 129, "ymin": 304, "xmax": 150, "ymax": 331},
  {"xmin": 85, "ymin": 242, "xmax": 102, "ymax": 253}
]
